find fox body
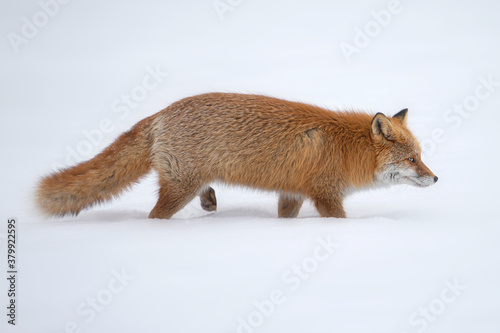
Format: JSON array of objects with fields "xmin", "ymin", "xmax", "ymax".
[{"xmin": 36, "ymin": 93, "xmax": 438, "ymax": 219}]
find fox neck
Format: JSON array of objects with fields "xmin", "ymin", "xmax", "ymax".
[
  {"xmin": 328, "ymin": 113, "xmax": 377, "ymax": 190},
  {"xmin": 343, "ymin": 143, "xmax": 377, "ymax": 189}
]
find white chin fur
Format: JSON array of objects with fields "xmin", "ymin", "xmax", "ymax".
[
  {"xmin": 402, "ymin": 176, "xmax": 435, "ymax": 187},
  {"xmin": 375, "ymin": 165, "xmax": 435, "ymax": 188}
]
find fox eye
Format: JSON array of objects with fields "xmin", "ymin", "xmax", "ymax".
[{"xmin": 408, "ymin": 157, "xmax": 415, "ymax": 163}]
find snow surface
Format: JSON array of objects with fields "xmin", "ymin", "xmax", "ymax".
[{"xmin": 1, "ymin": 0, "xmax": 500, "ymax": 332}]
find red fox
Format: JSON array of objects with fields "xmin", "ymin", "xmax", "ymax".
[{"xmin": 36, "ymin": 93, "xmax": 438, "ymax": 219}]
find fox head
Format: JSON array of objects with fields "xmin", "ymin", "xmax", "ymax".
[{"xmin": 371, "ymin": 109, "xmax": 438, "ymax": 187}]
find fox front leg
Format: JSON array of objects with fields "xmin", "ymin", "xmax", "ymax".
[{"xmin": 313, "ymin": 193, "xmax": 346, "ymax": 218}]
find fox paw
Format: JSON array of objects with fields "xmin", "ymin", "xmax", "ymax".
[{"xmin": 200, "ymin": 187, "xmax": 217, "ymax": 212}]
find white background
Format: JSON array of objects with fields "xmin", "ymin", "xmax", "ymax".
[{"xmin": 1, "ymin": 0, "xmax": 499, "ymax": 332}]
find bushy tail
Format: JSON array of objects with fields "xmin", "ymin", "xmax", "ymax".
[{"xmin": 36, "ymin": 117, "xmax": 154, "ymax": 217}]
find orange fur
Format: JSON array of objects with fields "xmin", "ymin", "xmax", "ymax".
[{"xmin": 36, "ymin": 93, "xmax": 437, "ymax": 219}]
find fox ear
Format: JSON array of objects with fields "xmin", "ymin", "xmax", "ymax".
[
  {"xmin": 371, "ymin": 113, "xmax": 393, "ymax": 140},
  {"xmin": 392, "ymin": 108, "xmax": 408, "ymax": 124}
]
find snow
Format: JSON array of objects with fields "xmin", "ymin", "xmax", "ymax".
[{"xmin": 1, "ymin": 0, "xmax": 500, "ymax": 332}]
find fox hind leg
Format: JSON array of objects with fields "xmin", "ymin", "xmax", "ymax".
[
  {"xmin": 149, "ymin": 177, "xmax": 202, "ymax": 219},
  {"xmin": 200, "ymin": 186, "xmax": 217, "ymax": 212},
  {"xmin": 278, "ymin": 193, "xmax": 304, "ymax": 218}
]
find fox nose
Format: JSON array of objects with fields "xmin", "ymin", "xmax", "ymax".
[{"xmin": 433, "ymin": 176, "xmax": 438, "ymax": 183}]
